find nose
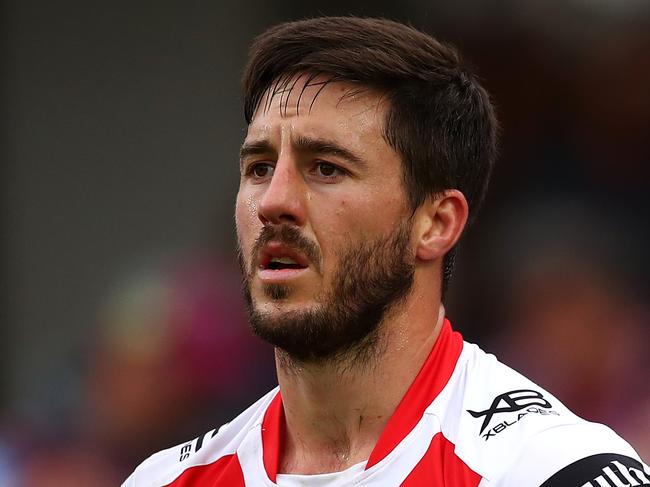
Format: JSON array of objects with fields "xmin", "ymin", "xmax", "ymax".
[{"xmin": 257, "ymin": 157, "xmax": 307, "ymax": 226}]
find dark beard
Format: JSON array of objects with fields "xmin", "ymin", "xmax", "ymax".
[{"xmin": 239, "ymin": 222, "xmax": 415, "ymax": 365}]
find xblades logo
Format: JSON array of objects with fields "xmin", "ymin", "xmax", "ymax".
[{"xmin": 467, "ymin": 389, "xmax": 552, "ymax": 435}]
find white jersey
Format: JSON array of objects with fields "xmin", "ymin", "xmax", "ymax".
[{"xmin": 124, "ymin": 319, "xmax": 649, "ymax": 486}]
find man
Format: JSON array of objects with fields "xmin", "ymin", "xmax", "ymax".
[{"xmin": 124, "ymin": 17, "xmax": 649, "ymax": 486}]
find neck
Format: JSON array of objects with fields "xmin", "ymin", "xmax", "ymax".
[{"xmin": 276, "ymin": 299, "xmax": 446, "ymax": 474}]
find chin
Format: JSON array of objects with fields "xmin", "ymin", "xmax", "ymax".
[
  {"xmin": 256, "ymin": 300, "xmax": 313, "ymax": 315},
  {"xmin": 252, "ymin": 293, "xmax": 317, "ymax": 316}
]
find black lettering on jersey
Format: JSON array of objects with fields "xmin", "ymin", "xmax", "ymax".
[
  {"xmin": 195, "ymin": 431, "xmax": 207, "ymax": 453},
  {"xmin": 478, "ymin": 408, "xmax": 561, "ymax": 441},
  {"xmin": 178, "ymin": 429, "xmax": 216, "ymax": 462},
  {"xmin": 179, "ymin": 442, "xmax": 192, "ymax": 462},
  {"xmin": 540, "ymin": 454, "xmax": 650, "ymax": 486},
  {"xmin": 467, "ymin": 389, "xmax": 552, "ymax": 434}
]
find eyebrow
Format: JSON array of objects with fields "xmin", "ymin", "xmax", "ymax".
[
  {"xmin": 240, "ymin": 136, "xmax": 366, "ymax": 168},
  {"xmin": 239, "ymin": 140, "xmax": 273, "ymax": 161},
  {"xmin": 294, "ymin": 136, "xmax": 366, "ymax": 167}
]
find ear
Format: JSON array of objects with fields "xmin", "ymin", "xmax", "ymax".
[{"xmin": 413, "ymin": 190, "xmax": 469, "ymax": 262}]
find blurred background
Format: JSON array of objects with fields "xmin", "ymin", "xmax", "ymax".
[{"xmin": 2, "ymin": 0, "xmax": 649, "ymax": 484}]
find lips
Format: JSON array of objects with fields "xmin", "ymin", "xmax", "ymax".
[{"xmin": 258, "ymin": 242, "xmax": 309, "ymax": 271}]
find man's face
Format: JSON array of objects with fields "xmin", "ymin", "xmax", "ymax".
[{"xmin": 235, "ymin": 75, "xmax": 415, "ymax": 362}]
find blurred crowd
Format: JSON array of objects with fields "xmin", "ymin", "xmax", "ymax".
[
  {"xmin": 454, "ymin": 198, "xmax": 650, "ymax": 460},
  {"xmin": 446, "ymin": 2, "xmax": 650, "ymax": 460},
  {"xmin": 3, "ymin": 1, "xmax": 649, "ymax": 485},
  {"xmin": 1, "ymin": 253, "xmax": 275, "ymax": 485}
]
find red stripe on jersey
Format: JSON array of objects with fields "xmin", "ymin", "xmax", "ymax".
[
  {"xmin": 366, "ymin": 319, "xmax": 463, "ymax": 469},
  {"xmin": 163, "ymin": 453, "xmax": 245, "ymax": 487},
  {"xmin": 262, "ymin": 392, "xmax": 283, "ymax": 482},
  {"xmin": 402, "ymin": 433, "xmax": 482, "ymax": 486}
]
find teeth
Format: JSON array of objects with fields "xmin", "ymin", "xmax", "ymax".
[{"xmin": 270, "ymin": 257, "xmax": 297, "ymax": 264}]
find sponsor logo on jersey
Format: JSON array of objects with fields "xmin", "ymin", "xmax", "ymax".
[
  {"xmin": 540, "ymin": 454, "xmax": 650, "ymax": 486},
  {"xmin": 467, "ymin": 389, "xmax": 559, "ymax": 441}
]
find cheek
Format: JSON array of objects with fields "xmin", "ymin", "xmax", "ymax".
[
  {"xmin": 334, "ymin": 198, "xmax": 346, "ymax": 217},
  {"xmin": 235, "ymin": 193, "xmax": 260, "ymax": 246},
  {"xmin": 243, "ymin": 193, "xmax": 258, "ymax": 219},
  {"xmin": 318, "ymin": 199, "xmax": 359, "ymax": 261},
  {"xmin": 336, "ymin": 192, "xmax": 405, "ymax": 237},
  {"xmin": 236, "ymin": 189, "xmax": 259, "ymax": 221}
]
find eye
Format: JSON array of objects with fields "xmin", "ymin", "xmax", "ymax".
[
  {"xmin": 247, "ymin": 162, "xmax": 274, "ymax": 179},
  {"xmin": 313, "ymin": 162, "xmax": 344, "ymax": 179}
]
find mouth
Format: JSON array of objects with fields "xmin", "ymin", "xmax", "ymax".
[
  {"xmin": 264, "ymin": 256, "xmax": 304, "ymax": 270},
  {"xmin": 256, "ymin": 243, "xmax": 310, "ymax": 280}
]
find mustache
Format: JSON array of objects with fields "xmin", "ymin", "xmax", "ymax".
[{"xmin": 251, "ymin": 225, "xmax": 322, "ymax": 274}]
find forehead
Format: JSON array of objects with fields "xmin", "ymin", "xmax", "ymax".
[{"xmin": 247, "ymin": 74, "xmax": 388, "ymax": 140}]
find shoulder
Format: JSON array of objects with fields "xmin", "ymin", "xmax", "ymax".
[
  {"xmin": 430, "ymin": 341, "xmax": 649, "ymax": 485},
  {"xmin": 502, "ymin": 422, "xmax": 650, "ymax": 486},
  {"xmin": 121, "ymin": 387, "xmax": 279, "ymax": 487}
]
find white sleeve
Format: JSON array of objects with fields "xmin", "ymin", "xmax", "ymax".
[
  {"xmin": 121, "ymin": 471, "xmax": 136, "ymax": 487},
  {"xmin": 493, "ymin": 422, "xmax": 650, "ymax": 487}
]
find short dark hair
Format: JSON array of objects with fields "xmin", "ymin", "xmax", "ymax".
[{"xmin": 242, "ymin": 17, "xmax": 498, "ymax": 292}]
